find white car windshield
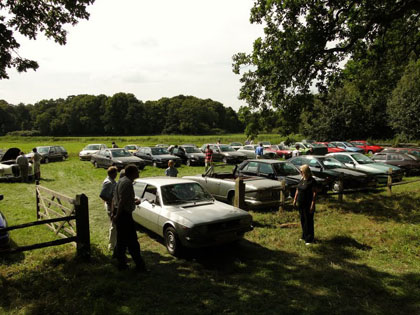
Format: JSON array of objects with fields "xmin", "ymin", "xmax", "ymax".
[
  {"xmin": 85, "ymin": 145, "xmax": 101, "ymax": 150},
  {"xmin": 125, "ymin": 145, "xmax": 137, "ymax": 150},
  {"xmin": 161, "ymin": 183, "xmax": 213, "ymax": 205}
]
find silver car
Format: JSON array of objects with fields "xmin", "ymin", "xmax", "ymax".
[
  {"xmin": 132, "ymin": 177, "xmax": 253, "ymax": 256},
  {"xmin": 79, "ymin": 143, "xmax": 107, "ymax": 161},
  {"xmin": 327, "ymin": 152, "xmax": 404, "ymax": 183},
  {"xmin": 184, "ymin": 165, "xmax": 283, "ymax": 209}
]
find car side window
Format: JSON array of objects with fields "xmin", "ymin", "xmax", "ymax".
[
  {"xmin": 308, "ymin": 159, "xmax": 321, "ymax": 168},
  {"xmin": 50, "ymin": 147, "xmax": 55, "ymax": 153},
  {"xmin": 336, "ymin": 155, "xmax": 352, "ymax": 163},
  {"xmin": 134, "ymin": 182, "xmax": 147, "ymax": 198},
  {"xmin": 292, "ymin": 157, "xmax": 305, "ymax": 166},
  {"xmin": 373, "ymin": 154, "xmax": 385, "ymax": 160},
  {"xmin": 259, "ymin": 163, "xmax": 274, "ymax": 175},
  {"xmin": 242, "ymin": 162, "xmax": 259, "ymax": 173},
  {"xmin": 142, "ymin": 185, "xmax": 160, "ymax": 206}
]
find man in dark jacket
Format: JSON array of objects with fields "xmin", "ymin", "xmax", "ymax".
[{"xmin": 113, "ymin": 165, "xmax": 147, "ymax": 272}]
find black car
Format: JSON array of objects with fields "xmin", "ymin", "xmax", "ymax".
[
  {"xmin": 169, "ymin": 145, "xmax": 205, "ymax": 166},
  {"xmin": 200, "ymin": 144, "xmax": 247, "ymax": 164},
  {"xmin": 135, "ymin": 147, "xmax": 182, "ymax": 168},
  {"xmin": 26, "ymin": 145, "xmax": 68, "ymax": 163},
  {"xmin": 235, "ymin": 159, "xmax": 328, "ymax": 194},
  {"xmin": 289, "ymin": 155, "xmax": 377, "ymax": 191},
  {"xmin": 91, "ymin": 148, "xmax": 146, "ymax": 170}
]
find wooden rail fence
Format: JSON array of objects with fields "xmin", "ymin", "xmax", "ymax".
[
  {"xmin": 0, "ymin": 183, "xmax": 90, "ymax": 259},
  {"xmin": 233, "ymin": 168, "xmax": 420, "ymax": 211}
]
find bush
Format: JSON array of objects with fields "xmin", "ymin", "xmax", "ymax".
[{"xmin": 6, "ymin": 130, "xmax": 41, "ymax": 137}]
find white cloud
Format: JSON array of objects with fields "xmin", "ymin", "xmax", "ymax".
[{"xmin": 1, "ymin": 0, "xmax": 263, "ymax": 109}]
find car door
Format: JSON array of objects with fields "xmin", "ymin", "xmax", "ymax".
[
  {"xmin": 334, "ymin": 154, "xmax": 355, "ymax": 169},
  {"xmin": 48, "ymin": 147, "xmax": 57, "ymax": 161},
  {"xmin": 135, "ymin": 184, "xmax": 162, "ymax": 234}
]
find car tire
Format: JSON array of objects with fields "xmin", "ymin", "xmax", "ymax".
[
  {"xmin": 223, "ymin": 157, "xmax": 228, "ymax": 164},
  {"xmin": 62, "ymin": 156, "xmax": 66, "ymax": 161},
  {"xmin": 368, "ymin": 150, "xmax": 373, "ymax": 155},
  {"xmin": 186, "ymin": 159, "xmax": 191, "ymax": 166},
  {"xmin": 164, "ymin": 227, "xmax": 182, "ymax": 256},
  {"xmin": 44, "ymin": 157, "xmax": 49, "ymax": 164},
  {"xmin": 153, "ymin": 161, "xmax": 158, "ymax": 168},
  {"xmin": 93, "ymin": 161, "xmax": 98, "ymax": 168}
]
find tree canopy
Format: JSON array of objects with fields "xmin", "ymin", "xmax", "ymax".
[
  {"xmin": 0, "ymin": 94, "xmax": 243, "ymax": 136},
  {"xmin": 233, "ymin": 0, "xmax": 420, "ymax": 109},
  {"xmin": 0, "ymin": 0, "xmax": 95, "ymax": 79}
]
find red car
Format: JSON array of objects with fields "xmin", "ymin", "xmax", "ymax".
[
  {"xmin": 266, "ymin": 145, "xmax": 293, "ymax": 159},
  {"xmin": 350, "ymin": 141, "xmax": 383, "ymax": 154},
  {"xmin": 315, "ymin": 142, "xmax": 346, "ymax": 153}
]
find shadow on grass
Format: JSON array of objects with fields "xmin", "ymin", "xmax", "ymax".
[
  {"xmin": 0, "ymin": 238, "xmax": 419, "ymax": 314},
  {"xmin": 325, "ymin": 191, "xmax": 420, "ymax": 223}
]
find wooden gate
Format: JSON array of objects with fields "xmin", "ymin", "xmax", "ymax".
[{"xmin": 0, "ymin": 183, "xmax": 90, "ymax": 259}]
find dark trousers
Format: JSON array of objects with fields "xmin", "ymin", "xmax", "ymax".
[
  {"xmin": 19, "ymin": 165, "xmax": 29, "ymax": 182},
  {"xmin": 299, "ymin": 206, "xmax": 314, "ymax": 242},
  {"xmin": 115, "ymin": 214, "xmax": 146, "ymax": 269}
]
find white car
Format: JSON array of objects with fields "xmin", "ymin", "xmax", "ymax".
[
  {"xmin": 132, "ymin": 177, "xmax": 253, "ymax": 256},
  {"xmin": 79, "ymin": 144, "xmax": 107, "ymax": 161},
  {"xmin": 0, "ymin": 148, "xmax": 34, "ymax": 181}
]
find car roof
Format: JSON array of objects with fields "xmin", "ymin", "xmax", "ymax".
[
  {"xmin": 327, "ymin": 152, "xmax": 361, "ymax": 156},
  {"xmin": 245, "ymin": 159, "xmax": 288, "ymax": 164},
  {"xmin": 135, "ymin": 177, "xmax": 198, "ymax": 187}
]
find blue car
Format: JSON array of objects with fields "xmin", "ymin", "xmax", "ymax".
[
  {"xmin": 330, "ymin": 141, "xmax": 364, "ymax": 153},
  {"xmin": 0, "ymin": 195, "xmax": 10, "ymax": 249}
]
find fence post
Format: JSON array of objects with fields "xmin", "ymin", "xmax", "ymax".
[
  {"xmin": 278, "ymin": 179, "xmax": 286, "ymax": 212},
  {"xmin": 338, "ymin": 173, "xmax": 344, "ymax": 203},
  {"xmin": 36, "ymin": 181, "xmax": 40, "ymax": 220},
  {"xmin": 234, "ymin": 177, "xmax": 246, "ymax": 210},
  {"xmin": 75, "ymin": 194, "xmax": 90, "ymax": 260},
  {"xmin": 387, "ymin": 168, "xmax": 393, "ymax": 196}
]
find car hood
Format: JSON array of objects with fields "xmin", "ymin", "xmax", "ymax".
[
  {"xmin": 167, "ymin": 200, "xmax": 250, "ymax": 226},
  {"xmin": 114, "ymin": 156, "xmax": 144, "ymax": 163},
  {"xmin": 155, "ymin": 155, "xmax": 180, "ymax": 160},
  {"xmin": 1, "ymin": 148, "xmax": 20, "ymax": 161},
  {"xmin": 344, "ymin": 164, "xmax": 385, "ymax": 174},
  {"xmin": 80, "ymin": 150, "xmax": 98, "ymax": 155},
  {"xmin": 373, "ymin": 162, "xmax": 402, "ymax": 171},
  {"xmin": 242, "ymin": 177, "xmax": 283, "ymax": 190},
  {"xmin": 186, "ymin": 153, "xmax": 205, "ymax": 158},
  {"xmin": 222, "ymin": 152, "xmax": 246, "ymax": 157},
  {"xmin": 325, "ymin": 167, "xmax": 367, "ymax": 177}
]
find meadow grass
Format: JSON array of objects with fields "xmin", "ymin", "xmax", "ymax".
[{"xmin": 0, "ymin": 136, "xmax": 419, "ymax": 314}]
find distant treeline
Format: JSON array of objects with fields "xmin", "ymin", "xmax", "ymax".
[{"xmin": 0, "ymin": 94, "xmax": 244, "ymax": 136}]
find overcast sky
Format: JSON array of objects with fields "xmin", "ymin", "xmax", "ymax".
[{"xmin": 0, "ymin": 0, "xmax": 263, "ymax": 110}]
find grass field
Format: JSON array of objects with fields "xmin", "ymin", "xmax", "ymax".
[{"xmin": 0, "ymin": 136, "xmax": 419, "ymax": 314}]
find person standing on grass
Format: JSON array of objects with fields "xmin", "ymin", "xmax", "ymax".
[
  {"xmin": 205, "ymin": 144, "xmax": 213, "ymax": 171},
  {"xmin": 292, "ymin": 144, "xmax": 300, "ymax": 157},
  {"xmin": 255, "ymin": 143, "xmax": 264, "ymax": 159},
  {"xmin": 293, "ymin": 164, "xmax": 318, "ymax": 245},
  {"xmin": 100, "ymin": 166, "xmax": 118, "ymax": 252},
  {"xmin": 16, "ymin": 151, "xmax": 29, "ymax": 183},
  {"xmin": 31, "ymin": 148, "xmax": 42, "ymax": 180},
  {"xmin": 112, "ymin": 141, "xmax": 118, "ymax": 148},
  {"xmin": 165, "ymin": 160, "xmax": 178, "ymax": 177},
  {"xmin": 113, "ymin": 165, "xmax": 147, "ymax": 272}
]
